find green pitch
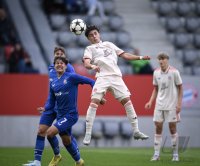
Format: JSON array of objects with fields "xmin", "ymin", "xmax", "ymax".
[{"xmin": 0, "ymin": 147, "xmax": 199, "ymax": 166}]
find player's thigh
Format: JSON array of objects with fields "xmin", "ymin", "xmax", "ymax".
[
  {"xmin": 110, "ymin": 77, "xmax": 131, "ymax": 101},
  {"xmin": 153, "ymin": 110, "xmax": 164, "ymax": 122},
  {"xmin": 47, "ymin": 125, "xmax": 59, "ymax": 137},
  {"xmin": 92, "ymin": 77, "xmax": 110, "ymax": 100},
  {"xmin": 40, "ymin": 110, "xmax": 57, "ymax": 126},
  {"xmin": 54, "ymin": 114, "xmax": 78, "ymax": 135}
]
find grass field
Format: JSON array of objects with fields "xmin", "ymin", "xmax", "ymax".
[{"xmin": 0, "ymin": 147, "xmax": 200, "ymax": 166}]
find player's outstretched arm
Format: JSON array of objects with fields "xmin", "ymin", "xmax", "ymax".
[{"xmin": 120, "ymin": 52, "xmax": 151, "ymax": 61}]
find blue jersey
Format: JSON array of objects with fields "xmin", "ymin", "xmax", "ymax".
[
  {"xmin": 45, "ymin": 72, "xmax": 94, "ymax": 120},
  {"xmin": 39, "ymin": 63, "xmax": 75, "ymax": 126},
  {"xmin": 48, "ymin": 63, "xmax": 75, "ymax": 111}
]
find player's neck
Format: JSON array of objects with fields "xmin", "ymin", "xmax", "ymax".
[
  {"xmin": 57, "ymin": 72, "xmax": 64, "ymax": 78},
  {"xmin": 161, "ymin": 65, "xmax": 169, "ymax": 72}
]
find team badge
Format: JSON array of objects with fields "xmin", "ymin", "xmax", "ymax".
[{"xmin": 63, "ymin": 79, "xmax": 67, "ymax": 84}]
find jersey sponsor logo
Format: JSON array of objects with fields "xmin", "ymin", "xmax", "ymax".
[
  {"xmin": 55, "ymin": 91, "xmax": 69, "ymax": 96},
  {"xmin": 161, "ymin": 83, "xmax": 168, "ymax": 90},
  {"xmin": 55, "ymin": 92, "xmax": 62, "ymax": 96},
  {"xmin": 58, "ymin": 117, "xmax": 67, "ymax": 126}
]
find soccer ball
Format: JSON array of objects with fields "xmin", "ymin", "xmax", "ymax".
[{"xmin": 70, "ymin": 19, "xmax": 86, "ymax": 35}]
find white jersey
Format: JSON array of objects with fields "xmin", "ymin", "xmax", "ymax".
[
  {"xmin": 153, "ymin": 66, "xmax": 182, "ymax": 111},
  {"xmin": 83, "ymin": 41, "xmax": 124, "ymax": 77}
]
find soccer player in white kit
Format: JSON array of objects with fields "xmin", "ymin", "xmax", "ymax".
[
  {"xmin": 145, "ymin": 52, "xmax": 183, "ymax": 162},
  {"xmin": 82, "ymin": 25, "xmax": 150, "ymax": 145}
]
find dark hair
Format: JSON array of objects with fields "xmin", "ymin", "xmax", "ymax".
[
  {"xmin": 85, "ymin": 25, "xmax": 100, "ymax": 37},
  {"xmin": 54, "ymin": 46, "xmax": 66, "ymax": 55},
  {"xmin": 53, "ymin": 56, "xmax": 68, "ymax": 65}
]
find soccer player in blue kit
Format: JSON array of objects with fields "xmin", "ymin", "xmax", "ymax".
[
  {"xmin": 23, "ymin": 47, "xmax": 76, "ymax": 166},
  {"xmin": 44, "ymin": 56, "xmax": 95, "ymax": 166}
]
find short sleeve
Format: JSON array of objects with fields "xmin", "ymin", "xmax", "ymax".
[
  {"xmin": 108, "ymin": 42, "xmax": 124, "ymax": 56},
  {"xmin": 83, "ymin": 47, "xmax": 92, "ymax": 60},
  {"xmin": 153, "ymin": 71, "xmax": 158, "ymax": 86},
  {"xmin": 174, "ymin": 70, "xmax": 182, "ymax": 85}
]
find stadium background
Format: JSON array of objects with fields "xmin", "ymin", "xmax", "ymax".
[{"xmin": 0, "ymin": 0, "xmax": 200, "ymax": 150}]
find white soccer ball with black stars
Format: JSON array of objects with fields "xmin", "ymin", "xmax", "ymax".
[{"xmin": 70, "ymin": 19, "xmax": 86, "ymax": 35}]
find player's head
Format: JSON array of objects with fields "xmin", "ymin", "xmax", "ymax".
[
  {"xmin": 157, "ymin": 52, "xmax": 169, "ymax": 60},
  {"xmin": 53, "ymin": 56, "xmax": 68, "ymax": 74},
  {"xmin": 54, "ymin": 56, "xmax": 68, "ymax": 65},
  {"xmin": 157, "ymin": 52, "xmax": 169, "ymax": 70},
  {"xmin": 54, "ymin": 46, "xmax": 66, "ymax": 58},
  {"xmin": 85, "ymin": 25, "xmax": 101, "ymax": 44}
]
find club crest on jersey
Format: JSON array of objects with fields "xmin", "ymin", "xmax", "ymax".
[
  {"xmin": 168, "ymin": 76, "xmax": 172, "ymax": 80},
  {"xmin": 63, "ymin": 79, "xmax": 67, "ymax": 84},
  {"xmin": 103, "ymin": 49, "xmax": 112, "ymax": 57}
]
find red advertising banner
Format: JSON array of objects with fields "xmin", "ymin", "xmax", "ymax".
[{"xmin": 0, "ymin": 74, "xmax": 154, "ymax": 116}]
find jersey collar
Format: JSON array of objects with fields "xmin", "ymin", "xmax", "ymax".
[{"xmin": 161, "ymin": 65, "xmax": 170, "ymax": 74}]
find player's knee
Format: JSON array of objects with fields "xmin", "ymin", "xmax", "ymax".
[
  {"xmin": 37, "ymin": 126, "xmax": 48, "ymax": 136},
  {"xmin": 169, "ymin": 127, "xmax": 177, "ymax": 134},
  {"xmin": 120, "ymin": 97, "xmax": 130, "ymax": 106},
  {"xmin": 155, "ymin": 123, "xmax": 163, "ymax": 134},
  {"xmin": 91, "ymin": 98, "xmax": 101, "ymax": 106},
  {"xmin": 46, "ymin": 129, "xmax": 55, "ymax": 138},
  {"xmin": 156, "ymin": 126, "xmax": 163, "ymax": 134}
]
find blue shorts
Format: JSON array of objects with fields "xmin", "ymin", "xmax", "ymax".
[
  {"xmin": 39, "ymin": 110, "xmax": 57, "ymax": 126},
  {"xmin": 54, "ymin": 113, "xmax": 78, "ymax": 136}
]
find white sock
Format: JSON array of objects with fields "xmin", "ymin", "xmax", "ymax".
[
  {"xmin": 171, "ymin": 133, "xmax": 179, "ymax": 155},
  {"xmin": 85, "ymin": 103, "xmax": 98, "ymax": 135},
  {"xmin": 34, "ymin": 160, "xmax": 41, "ymax": 165},
  {"xmin": 154, "ymin": 134, "xmax": 162, "ymax": 156},
  {"xmin": 124, "ymin": 101, "xmax": 139, "ymax": 133}
]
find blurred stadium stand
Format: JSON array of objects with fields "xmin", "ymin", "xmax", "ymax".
[
  {"xmin": 151, "ymin": 0, "xmax": 200, "ymax": 75},
  {"xmin": 114, "ymin": 0, "xmax": 181, "ymax": 71},
  {"xmin": 3, "ymin": 0, "xmax": 48, "ymax": 73},
  {"xmin": 2, "ymin": 0, "xmax": 200, "ymax": 75},
  {"xmin": 3, "ymin": 0, "xmax": 133, "ymax": 74}
]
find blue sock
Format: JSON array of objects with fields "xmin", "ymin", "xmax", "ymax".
[
  {"xmin": 65, "ymin": 136, "xmax": 80, "ymax": 162},
  {"xmin": 34, "ymin": 135, "xmax": 45, "ymax": 161},
  {"xmin": 71, "ymin": 136, "xmax": 78, "ymax": 149},
  {"xmin": 47, "ymin": 136, "xmax": 60, "ymax": 155}
]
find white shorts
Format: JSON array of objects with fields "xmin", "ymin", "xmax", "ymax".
[
  {"xmin": 153, "ymin": 110, "xmax": 179, "ymax": 123},
  {"xmin": 91, "ymin": 75, "xmax": 131, "ymax": 101}
]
